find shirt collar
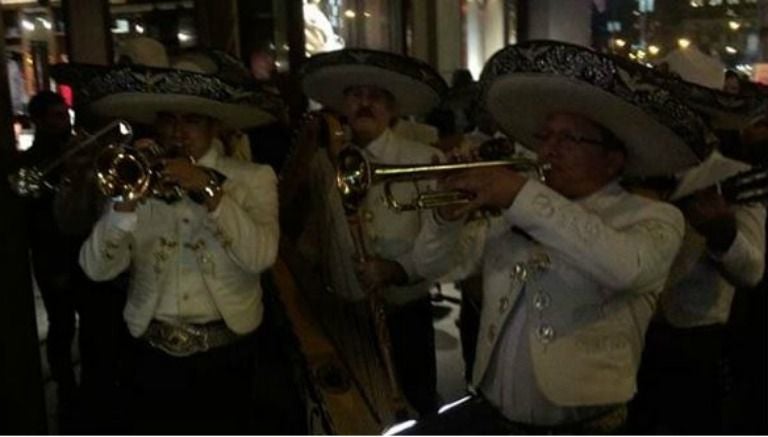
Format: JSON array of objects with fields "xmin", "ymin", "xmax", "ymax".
[
  {"xmin": 195, "ymin": 138, "xmax": 223, "ymax": 167},
  {"xmin": 362, "ymin": 128, "xmax": 394, "ymax": 160},
  {"xmin": 575, "ymin": 179, "xmax": 624, "ymax": 212}
]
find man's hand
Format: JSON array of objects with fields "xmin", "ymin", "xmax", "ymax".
[
  {"xmin": 680, "ymin": 187, "xmax": 737, "ymax": 252},
  {"xmin": 355, "ymin": 257, "xmax": 408, "ymax": 291},
  {"xmin": 160, "ymin": 159, "xmax": 210, "ymax": 192},
  {"xmin": 437, "ymin": 167, "xmax": 528, "ymax": 221}
]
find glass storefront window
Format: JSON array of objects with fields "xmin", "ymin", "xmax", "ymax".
[
  {"xmin": 303, "ymin": 0, "xmax": 403, "ymax": 55},
  {"xmin": 110, "ymin": 0, "xmax": 198, "ymax": 60},
  {"xmin": 462, "ymin": 0, "xmax": 508, "ymax": 79}
]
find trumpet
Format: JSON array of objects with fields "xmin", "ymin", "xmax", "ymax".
[
  {"xmin": 94, "ymin": 141, "xmax": 187, "ymax": 203},
  {"xmin": 9, "ymin": 120, "xmax": 185, "ymax": 203},
  {"xmin": 336, "ymin": 146, "xmax": 549, "ymax": 212}
]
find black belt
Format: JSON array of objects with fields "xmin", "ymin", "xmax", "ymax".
[
  {"xmin": 396, "ymin": 395, "xmax": 626, "ymax": 435},
  {"xmin": 506, "ymin": 404, "xmax": 628, "ymax": 435},
  {"xmin": 143, "ymin": 319, "xmax": 243, "ymax": 357}
]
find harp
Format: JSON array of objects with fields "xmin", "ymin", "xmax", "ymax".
[{"xmin": 275, "ymin": 111, "xmax": 412, "ymax": 433}]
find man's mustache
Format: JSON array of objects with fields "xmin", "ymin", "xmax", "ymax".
[{"xmin": 354, "ymin": 107, "xmax": 375, "ymax": 119}]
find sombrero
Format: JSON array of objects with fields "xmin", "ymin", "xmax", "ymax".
[
  {"xmin": 479, "ymin": 40, "xmax": 715, "ymax": 178},
  {"xmin": 51, "ymin": 40, "xmax": 282, "ymax": 129},
  {"xmin": 614, "ymin": 55, "xmax": 768, "ymax": 131},
  {"xmin": 300, "ymin": 48, "xmax": 448, "ymax": 116}
]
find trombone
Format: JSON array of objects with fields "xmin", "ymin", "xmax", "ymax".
[
  {"xmin": 9, "ymin": 120, "xmax": 134, "ymax": 198},
  {"xmin": 9, "ymin": 119, "xmax": 187, "ymax": 203},
  {"xmin": 336, "ymin": 146, "xmax": 549, "ymax": 212}
]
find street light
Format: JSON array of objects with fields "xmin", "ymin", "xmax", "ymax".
[
  {"xmin": 648, "ymin": 45, "xmax": 660, "ymax": 55},
  {"xmin": 678, "ymin": 38, "xmax": 691, "ymax": 49},
  {"xmin": 614, "ymin": 38, "xmax": 627, "ymax": 48},
  {"xmin": 725, "ymin": 46, "xmax": 738, "ymax": 54},
  {"xmin": 728, "ymin": 21, "xmax": 741, "ymax": 31}
]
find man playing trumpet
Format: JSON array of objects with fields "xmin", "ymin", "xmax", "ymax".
[
  {"xmin": 53, "ymin": 42, "xmax": 296, "ymax": 434},
  {"xmin": 411, "ymin": 41, "xmax": 713, "ymax": 434}
]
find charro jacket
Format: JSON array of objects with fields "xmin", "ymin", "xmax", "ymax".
[
  {"xmin": 414, "ymin": 180, "xmax": 685, "ymax": 407},
  {"xmin": 79, "ymin": 146, "xmax": 279, "ymax": 337}
]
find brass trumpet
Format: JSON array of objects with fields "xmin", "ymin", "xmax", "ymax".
[
  {"xmin": 9, "ymin": 120, "xmax": 185, "ymax": 203},
  {"xmin": 336, "ymin": 146, "xmax": 549, "ymax": 212},
  {"xmin": 94, "ymin": 141, "xmax": 187, "ymax": 202}
]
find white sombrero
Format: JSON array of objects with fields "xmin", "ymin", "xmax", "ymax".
[
  {"xmin": 479, "ymin": 41, "xmax": 715, "ymax": 178},
  {"xmin": 301, "ymin": 48, "xmax": 448, "ymax": 115},
  {"xmin": 52, "ymin": 40, "xmax": 282, "ymax": 129},
  {"xmin": 618, "ymin": 55, "xmax": 768, "ymax": 131}
]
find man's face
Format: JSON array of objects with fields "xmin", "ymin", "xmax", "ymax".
[
  {"xmin": 250, "ymin": 51, "xmax": 275, "ymax": 81},
  {"xmin": 34, "ymin": 103, "xmax": 71, "ymax": 141},
  {"xmin": 535, "ymin": 112, "xmax": 625, "ymax": 199},
  {"xmin": 723, "ymin": 76, "xmax": 741, "ymax": 94},
  {"xmin": 342, "ymin": 85, "xmax": 396, "ymax": 144},
  {"xmin": 154, "ymin": 112, "xmax": 218, "ymax": 160}
]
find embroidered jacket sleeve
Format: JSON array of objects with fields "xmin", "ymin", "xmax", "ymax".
[
  {"xmin": 711, "ymin": 203, "xmax": 766, "ymax": 288},
  {"xmin": 504, "ymin": 180, "xmax": 685, "ymax": 293},
  {"xmin": 79, "ymin": 206, "xmax": 137, "ymax": 281},
  {"xmin": 204, "ymin": 165, "xmax": 279, "ymax": 275}
]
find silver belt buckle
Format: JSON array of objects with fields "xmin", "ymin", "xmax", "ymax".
[{"xmin": 149, "ymin": 323, "xmax": 210, "ymax": 357}]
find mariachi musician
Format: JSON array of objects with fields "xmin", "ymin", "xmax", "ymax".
[
  {"xmin": 627, "ymin": 70, "xmax": 768, "ymax": 433},
  {"xmin": 290, "ymin": 48, "xmax": 448, "ymax": 423},
  {"xmin": 409, "ymin": 41, "xmax": 713, "ymax": 434},
  {"xmin": 52, "ymin": 38, "xmax": 301, "ymax": 434}
]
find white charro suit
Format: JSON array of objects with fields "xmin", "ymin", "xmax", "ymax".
[
  {"xmin": 414, "ymin": 179, "xmax": 685, "ymax": 423},
  {"xmin": 80, "ymin": 145, "xmax": 279, "ymax": 337}
]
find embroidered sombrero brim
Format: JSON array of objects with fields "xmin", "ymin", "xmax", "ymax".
[
  {"xmin": 51, "ymin": 63, "xmax": 283, "ymax": 129},
  {"xmin": 614, "ymin": 56, "xmax": 768, "ymax": 130},
  {"xmin": 301, "ymin": 49, "xmax": 448, "ymax": 115},
  {"xmin": 480, "ymin": 41, "xmax": 714, "ymax": 178}
]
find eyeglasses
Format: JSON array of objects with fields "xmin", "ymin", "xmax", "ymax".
[{"xmin": 532, "ymin": 130, "xmax": 605, "ymax": 149}]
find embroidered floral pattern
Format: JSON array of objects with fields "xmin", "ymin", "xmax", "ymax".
[
  {"xmin": 478, "ymin": 41, "xmax": 713, "ymax": 160},
  {"xmin": 50, "ymin": 63, "xmax": 284, "ymax": 121}
]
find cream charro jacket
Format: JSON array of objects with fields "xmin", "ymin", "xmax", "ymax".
[
  {"xmin": 414, "ymin": 180, "xmax": 685, "ymax": 406},
  {"xmin": 301, "ymin": 128, "xmax": 442, "ymax": 305},
  {"xmin": 79, "ymin": 146, "xmax": 279, "ymax": 337}
]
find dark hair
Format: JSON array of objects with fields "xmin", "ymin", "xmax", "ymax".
[
  {"xmin": 28, "ymin": 91, "xmax": 66, "ymax": 120},
  {"xmin": 426, "ymin": 108, "xmax": 459, "ymax": 138},
  {"xmin": 451, "ymin": 69, "xmax": 474, "ymax": 89},
  {"xmin": 724, "ymin": 70, "xmax": 741, "ymax": 81}
]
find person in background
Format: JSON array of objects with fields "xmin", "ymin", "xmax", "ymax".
[
  {"xmin": 19, "ymin": 91, "xmax": 126, "ymax": 433},
  {"xmin": 723, "ymin": 70, "xmax": 745, "ymax": 95}
]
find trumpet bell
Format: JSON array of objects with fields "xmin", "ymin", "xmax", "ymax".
[
  {"xmin": 336, "ymin": 147, "xmax": 372, "ymax": 213},
  {"xmin": 95, "ymin": 144, "xmax": 153, "ymax": 202}
]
